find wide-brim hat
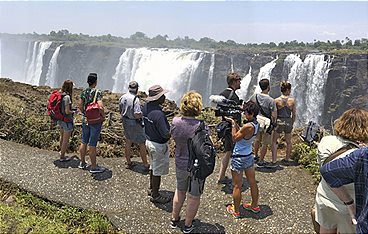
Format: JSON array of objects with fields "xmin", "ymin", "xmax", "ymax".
[{"xmin": 146, "ymin": 85, "xmax": 169, "ymax": 102}]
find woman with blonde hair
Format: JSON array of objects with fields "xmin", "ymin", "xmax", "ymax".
[
  {"xmin": 314, "ymin": 108, "xmax": 368, "ymax": 234},
  {"xmin": 58, "ymin": 80, "xmax": 75, "ymax": 161},
  {"xmin": 170, "ymin": 91, "xmax": 211, "ymax": 233}
]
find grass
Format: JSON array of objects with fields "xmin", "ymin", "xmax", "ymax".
[{"xmin": 0, "ymin": 181, "xmax": 116, "ymax": 233}]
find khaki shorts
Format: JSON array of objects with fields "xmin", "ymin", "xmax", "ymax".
[
  {"xmin": 255, "ymin": 115, "xmax": 272, "ymax": 146},
  {"xmin": 314, "ymin": 200, "xmax": 355, "ymax": 233},
  {"xmin": 146, "ymin": 140, "xmax": 170, "ymax": 176},
  {"xmin": 275, "ymin": 118, "xmax": 293, "ymax": 134}
]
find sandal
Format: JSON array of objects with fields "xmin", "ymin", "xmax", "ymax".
[
  {"xmin": 59, "ymin": 156, "xmax": 71, "ymax": 162},
  {"xmin": 125, "ymin": 162, "xmax": 134, "ymax": 169}
]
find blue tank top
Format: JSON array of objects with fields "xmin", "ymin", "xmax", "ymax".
[{"xmin": 233, "ymin": 122, "xmax": 260, "ymax": 156}]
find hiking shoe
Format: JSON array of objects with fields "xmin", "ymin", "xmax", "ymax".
[
  {"xmin": 243, "ymin": 202, "xmax": 260, "ymax": 213},
  {"xmin": 59, "ymin": 156, "xmax": 71, "ymax": 162},
  {"xmin": 254, "ymin": 156, "xmax": 260, "ymax": 163},
  {"xmin": 266, "ymin": 162, "xmax": 278, "ymax": 168},
  {"xmin": 150, "ymin": 194, "xmax": 170, "ymax": 204},
  {"xmin": 78, "ymin": 162, "xmax": 88, "ymax": 169},
  {"xmin": 89, "ymin": 166, "xmax": 105, "ymax": 174},
  {"xmin": 256, "ymin": 161, "xmax": 268, "ymax": 168},
  {"xmin": 170, "ymin": 216, "xmax": 180, "ymax": 229},
  {"xmin": 125, "ymin": 162, "xmax": 134, "ymax": 169},
  {"xmin": 217, "ymin": 176, "xmax": 231, "ymax": 184},
  {"xmin": 226, "ymin": 204, "xmax": 240, "ymax": 219},
  {"xmin": 183, "ymin": 224, "xmax": 195, "ymax": 233}
]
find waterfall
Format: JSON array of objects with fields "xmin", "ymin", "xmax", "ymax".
[
  {"xmin": 230, "ymin": 57, "xmax": 234, "ymax": 72},
  {"xmin": 285, "ymin": 54, "xmax": 332, "ymax": 126},
  {"xmin": 45, "ymin": 45, "xmax": 63, "ymax": 87},
  {"xmin": 112, "ymin": 48, "xmax": 207, "ymax": 103},
  {"xmin": 206, "ymin": 54, "xmax": 215, "ymax": 102},
  {"xmin": 236, "ymin": 67, "xmax": 252, "ymax": 101},
  {"xmin": 25, "ymin": 41, "xmax": 52, "ymax": 85},
  {"xmin": 254, "ymin": 58, "xmax": 278, "ymax": 94}
]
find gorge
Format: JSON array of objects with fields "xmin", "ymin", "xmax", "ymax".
[{"xmin": 0, "ymin": 38, "xmax": 367, "ymax": 128}]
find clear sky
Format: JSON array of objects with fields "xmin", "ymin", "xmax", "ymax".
[{"xmin": 0, "ymin": 1, "xmax": 367, "ymax": 44}]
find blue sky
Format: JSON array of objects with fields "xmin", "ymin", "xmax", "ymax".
[{"xmin": 0, "ymin": 1, "xmax": 367, "ymax": 44}]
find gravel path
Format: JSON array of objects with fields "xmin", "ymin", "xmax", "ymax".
[{"xmin": 0, "ymin": 139, "xmax": 317, "ymax": 233}]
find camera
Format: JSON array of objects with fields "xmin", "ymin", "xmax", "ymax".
[
  {"xmin": 266, "ymin": 121, "xmax": 277, "ymax": 134},
  {"xmin": 214, "ymin": 106, "xmax": 242, "ymax": 124}
]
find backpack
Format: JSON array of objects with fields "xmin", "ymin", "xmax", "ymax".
[
  {"xmin": 187, "ymin": 121, "xmax": 216, "ymax": 180},
  {"xmin": 216, "ymin": 120, "xmax": 231, "ymax": 140},
  {"xmin": 85, "ymin": 90, "xmax": 105, "ymax": 125},
  {"xmin": 301, "ymin": 121, "xmax": 321, "ymax": 145},
  {"xmin": 47, "ymin": 90, "xmax": 72, "ymax": 123}
]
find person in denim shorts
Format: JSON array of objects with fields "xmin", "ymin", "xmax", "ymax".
[
  {"xmin": 78, "ymin": 73, "xmax": 105, "ymax": 174},
  {"xmin": 170, "ymin": 91, "xmax": 210, "ymax": 233},
  {"xmin": 225, "ymin": 101, "xmax": 261, "ymax": 219},
  {"xmin": 58, "ymin": 80, "xmax": 75, "ymax": 162}
]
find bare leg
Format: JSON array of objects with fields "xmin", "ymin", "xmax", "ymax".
[
  {"xmin": 260, "ymin": 145, "xmax": 268, "ymax": 162},
  {"xmin": 89, "ymin": 146, "xmax": 97, "ymax": 169},
  {"xmin": 184, "ymin": 194, "xmax": 200, "ymax": 227},
  {"xmin": 125, "ymin": 139, "xmax": 132, "ymax": 165},
  {"xmin": 217, "ymin": 151, "xmax": 231, "ymax": 181},
  {"xmin": 79, "ymin": 143, "xmax": 87, "ymax": 164},
  {"xmin": 60, "ymin": 131, "xmax": 72, "ymax": 158},
  {"xmin": 285, "ymin": 133, "xmax": 292, "ymax": 160},
  {"xmin": 244, "ymin": 166, "xmax": 259, "ymax": 208},
  {"xmin": 139, "ymin": 142, "xmax": 149, "ymax": 168},
  {"xmin": 231, "ymin": 170, "xmax": 243, "ymax": 213},
  {"xmin": 59, "ymin": 128, "xmax": 64, "ymax": 156},
  {"xmin": 171, "ymin": 189, "xmax": 186, "ymax": 221},
  {"xmin": 272, "ymin": 132, "xmax": 280, "ymax": 163},
  {"xmin": 254, "ymin": 140, "xmax": 260, "ymax": 158}
]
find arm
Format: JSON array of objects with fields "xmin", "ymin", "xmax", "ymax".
[
  {"xmin": 291, "ymin": 99, "xmax": 296, "ymax": 124},
  {"xmin": 224, "ymin": 117, "xmax": 253, "ymax": 142},
  {"xmin": 78, "ymin": 98, "xmax": 84, "ymax": 113},
  {"xmin": 64, "ymin": 95, "xmax": 73, "ymax": 115},
  {"xmin": 271, "ymin": 101, "xmax": 277, "ymax": 123}
]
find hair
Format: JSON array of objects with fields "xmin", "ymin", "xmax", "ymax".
[
  {"xmin": 259, "ymin": 79, "xmax": 270, "ymax": 91},
  {"xmin": 61, "ymin": 80, "xmax": 74, "ymax": 100},
  {"xmin": 179, "ymin": 91, "xmax": 203, "ymax": 117},
  {"xmin": 280, "ymin": 81, "xmax": 292, "ymax": 94},
  {"xmin": 334, "ymin": 108, "xmax": 368, "ymax": 143},
  {"xmin": 87, "ymin": 73, "xmax": 98, "ymax": 86},
  {"xmin": 243, "ymin": 100, "xmax": 259, "ymax": 117},
  {"xmin": 226, "ymin": 72, "xmax": 241, "ymax": 86}
]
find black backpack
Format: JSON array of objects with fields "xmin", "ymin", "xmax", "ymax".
[
  {"xmin": 301, "ymin": 121, "xmax": 321, "ymax": 145},
  {"xmin": 187, "ymin": 121, "xmax": 216, "ymax": 180},
  {"xmin": 216, "ymin": 120, "xmax": 231, "ymax": 140}
]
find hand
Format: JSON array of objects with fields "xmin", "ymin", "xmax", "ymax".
[
  {"xmin": 346, "ymin": 203, "xmax": 357, "ymax": 225},
  {"xmin": 224, "ymin": 116, "xmax": 235, "ymax": 124}
]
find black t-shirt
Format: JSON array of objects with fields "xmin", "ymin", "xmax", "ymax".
[{"xmin": 220, "ymin": 87, "xmax": 241, "ymax": 105}]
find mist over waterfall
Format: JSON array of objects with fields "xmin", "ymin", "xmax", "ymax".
[
  {"xmin": 284, "ymin": 54, "xmax": 332, "ymax": 126},
  {"xmin": 24, "ymin": 41, "xmax": 52, "ymax": 85},
  {"xmin": 112, "ymin": 48, "xmax": 208, "ymax": 103},
  {"xmin": 45, "ymin": 45, "xmax": 62, "ymax": 87}
]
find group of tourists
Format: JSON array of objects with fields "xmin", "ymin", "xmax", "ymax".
[{"xmin": 54, "ymin": 71, "xmax": 367, "ymax": 233}]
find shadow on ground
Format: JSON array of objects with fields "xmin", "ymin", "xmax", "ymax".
[{"xmin": 152, "ymin": 190, "xmax": 174, "ymax": 213}]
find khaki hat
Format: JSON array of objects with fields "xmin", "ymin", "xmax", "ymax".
[{"xmin": 146, "ymin": 85, "xmax": 169, "ymax": 102}]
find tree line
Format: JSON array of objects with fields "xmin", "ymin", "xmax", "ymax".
[{"xmin": 1, "ymin": 30, "xmax": 367, "ymax": 53}]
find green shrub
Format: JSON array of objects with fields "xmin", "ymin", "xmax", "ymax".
[{"xmin": 292, "ymin": 142, "xmax": 321, "ymax": 182}]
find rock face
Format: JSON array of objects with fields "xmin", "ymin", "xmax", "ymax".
[{"xmin": 0, "ymin": 38, "xmax": 367, "ymax": 128}]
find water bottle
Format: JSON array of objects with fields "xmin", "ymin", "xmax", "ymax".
[{"xmin": 194, "ymin": 159, "xmax": 199, "ymax": 168}]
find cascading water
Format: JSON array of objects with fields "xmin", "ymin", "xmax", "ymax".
[
  {"xmin": 24, "ymin": 41, "xmax": 52, "ymax": 85},
  {"xmin": 285, "ymin": 54, "xmax": 332, "ymax": 126},
  {"xmin": 112, "ymin": 48, "xmax": 207, "ymax": 103},
  {"xmin": 254, "ymin": 58, "xmax": 278, "ymax": 94},
  {"xmin": 206, "ymin": 54, "xmax": 215, "ymax": 104},
  {"xmin": 236, "ymin": 67, "xmax": 252, "ymax": 101},
  {"xmin": 45, "ymin": 45, "xmax": 63, "ymax": 87}
]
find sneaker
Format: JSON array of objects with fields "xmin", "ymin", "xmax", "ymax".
[
  {"xmin": 150, "ymin": 194, "xmax": 170, "ymax": 204},
  {"xmin": 254, "ymin": 156, "xmax": 260, "ymax": 163},
  {"xmin": 183, "ymin": 224, "xmax": 195, "ymax": 233},
  {"xmin": 170, "ymin": 216, "xmax": 180, "ymax": 229},
  {"xmin": 217, "ymin": 176, "xmax": 230, "ymax": 184},
  {"xmin": 226, "ymin": 204, "xmax": 240, "ymax": 219},
  {"xmin": 78, "ymin": 162, "xmax": 88, "ymax": 169},
  {"xmin": 243, "ymin": 202, "xmax": 260, "ymax": 213},
  {"xmin": 266, "ymin": 162, "xmax": 278, "ymax": 168},
  {"xmin": 89, "ymin": 166, "xmax": 105, "ymax": 174},
  {"xmin": 256, "ymin": 161, "xmax": 268, "ymax": 168}
]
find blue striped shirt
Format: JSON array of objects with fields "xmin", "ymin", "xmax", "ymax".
[{"xmin": 321, "ymin": 147, "xmax": 368, "ymax": 234}]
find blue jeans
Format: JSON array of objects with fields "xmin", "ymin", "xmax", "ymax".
[{"xmin": 81, "ymin": 123, "xmax": 102, "ymax": 147}]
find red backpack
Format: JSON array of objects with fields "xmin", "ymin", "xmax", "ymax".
[
  {"xmin": 47, "ymin": 90, "xmax": 73, "ymax": 123},
  {"xmin": 85, "ymin": 90, "xmax": 105, "ymax": 125}
]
